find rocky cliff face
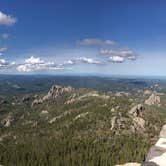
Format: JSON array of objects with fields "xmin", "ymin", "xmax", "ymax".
[
  {"xmin": 145, "ymin": 93, "xmax": 160, "ymax": 106},
  {"xmin": 43, "ymin": 85, "xmax": 73, "ymax": 101},
  {"xmin": 32, "ymin": 85, "xmax": 73, "ymax": 106},
  {"xmin": 129, "ymin": 104, "xmax": 145, "ymax": 117},
  {"xmin": 129, "ymin": 104, "xmax": 146, "ymax": 132}
]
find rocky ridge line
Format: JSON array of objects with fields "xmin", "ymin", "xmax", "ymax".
[{"xmin": 32, "ymin": 85, "xmax": 73, "ymax": 106}]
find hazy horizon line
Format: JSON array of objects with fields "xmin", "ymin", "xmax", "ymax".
[{"xmin": 1, "ymin": 73, "xmax": 166, "ymax": 79}]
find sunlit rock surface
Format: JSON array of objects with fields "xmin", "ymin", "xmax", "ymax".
[
  {"xmin": 145, "ymin": 93, "xmax": 160, "ymax": 106},
  {"xmin": 145, "ymin": 125, "xmax": 166, "ymax": 166},
  {"xmin": 115, "ymin": 163, "xmax": 141, "ymax": 166}
]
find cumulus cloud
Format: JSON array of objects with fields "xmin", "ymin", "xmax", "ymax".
[
  {"xmin": 64, "ymin": 57, "xmax": 101, "ymax": 65},
  {"xmin": 0, "ymin": 58, "xmax": 15, "ymax": 68},
  {"xmin": 17, "ymin": 56, "xmax": 53, "ymax": 72},
  {"xmin": 16, "ymin": 56, "xmax": 64, "ymax": 72},
  {"xmin": 0, "ymin": 59, "xmax": 9, "ymax": 67},
  {"xmin": 78, "ymin": 37, "xmax": 138, "ymax": 64},
  {"xmin": 0, "ymin": 11, "xmax": 17, "ymax": 26},
  {"xmin": 78, "ymin": 57, "xmax": 101, "ymax": 64},
  {"xmin": 24, "ymin": 56, "xmax": 44, "ymax": 64},
  {"xmin": 17, "ymin": 64, "xmax": 36, "ymax": 72},
  {"xmin": 78, "ymin": 38, "xmax": 115, "ymax": 46},
  {"xmin": 109, "ymin": 56, "xmax": 125, "ymax": 63},
  {"xmin": 100, "ymin": 48, "xmax": 137, "ymax": 63},
  {"xmin": 115, "ymin": 49, "xmax": 137, "ymax": 60},
  {"xmin": 100, "ymin": 49, "xmax": 136, "ymax": 58}
]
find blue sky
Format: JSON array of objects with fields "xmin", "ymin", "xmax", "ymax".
[{"xmin": 0, "ymin": 0, "xmax": 166, "ymax": 76}]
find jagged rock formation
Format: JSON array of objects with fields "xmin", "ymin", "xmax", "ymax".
[
  {"xmin": 43, "ymin": 85, "xmax": 73, "ymax": 101},
  {"xmin": 1, "ymin": 114, "xmax": 14, "ymax": 127},
  {"xmin": 22, "ymin": 95, "xmax": 32, "ymax": 103},
  {"xmin": 32, "ymin": 85, "xmax": 73, "ymax": 106},
  {"xmin": 145, "ymin": 93, "xmax": 160, "ymax": 105},
  {"xmin": 145, "ymin": 124, "xmax": 166, "ymax": 166},
  {"xmin": 133, "ymin": 117, "xmax": 145, "ymax": 132},
  {"xmin": 129, "ymin": 104, "xmax": 145, "ymax": 117},
  {"xmin": 129, "ymin": 104, "xmax": 146, "ymax": 132},
  {"xmin": 32, "ymin": 98, "xmax": 43, "ymax": 105}
]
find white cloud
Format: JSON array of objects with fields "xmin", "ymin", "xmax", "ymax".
[
  {"xmin": 109, "ymin": 56, "xmax": 125, "ymax": 63},
  {"xmin": 25, "ymin": 56, "xmax": 44, "ymax": 64},
  {"xmin": 64, "ymin": 60, "xmax": 75, "ymax": 65},
  {"xmin": 0, "ymin": 47, "xmax": 7, "ymax": 53},
  {"xmin": 17, "ymin": 64, "xmax": 33, "ymax": 72},
  {"xmin": 115, "ymin": 49, "xmax": 137, "ymax": 60},
  {"xmin": 17, "ymin": 56, "xmax": 52, "ymax": 72},
  {"xmin": 101, "ymin": 49, "xmax": 136, "ymax": 58},
  {"xmin": 78, "ymin": 57, "xmax": 101, "ymax": 64},
  {"xmin": 2, "ymin": 33, "xmax": 9, "ymax": 39},
  {"xmin": 100, "ymin": 49, "xmax": 137, "ymax": 63},
  {"xmin": 0, "ymin": 11, "xmax": 17, "ymax": 26},
  {"xmin": 63, "ymin": 57, "xmax": 101, "ymax": 65},
  {"xmin": 17, "ymin": 63, "xmax": 45, "ymax": 72},
  {"xmin": 0, "ymin": 59, "xmax": 8, "ymax": 66},
  {"xmin": 79, "ymin": 38, "xmax": 137, "ymax": 63},
  {"xmin": 78, "ymin": 38, "xmax": 116, "ymax": 46},
  {"xmin": 16, "ymin": 56, "xmax": 64, "ymax": 72},
  {"xmin": 0, "ymin": 58, "xmax": 15, "ymax": 68}
]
